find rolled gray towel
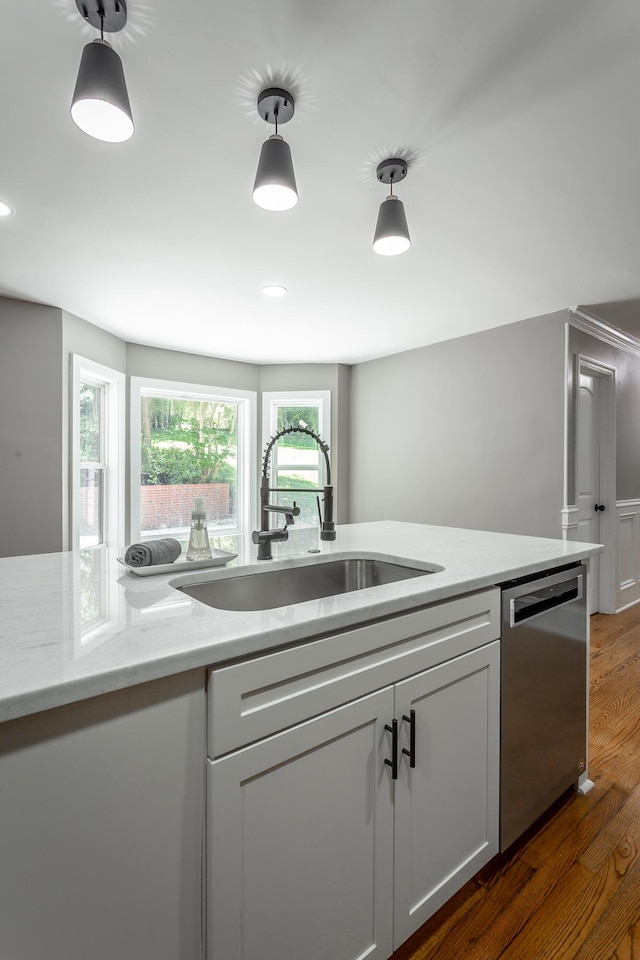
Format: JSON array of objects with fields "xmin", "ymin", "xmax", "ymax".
[{"xmin": 124, "ymin": 538, "xmax": 182, "ymax": 567}]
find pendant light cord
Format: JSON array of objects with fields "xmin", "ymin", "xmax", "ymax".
[
  {"xmin": 99, "ymin": 11, "xmax": 104, "ymax": 40},
  {"xmin": 274, "ymin": 105, "xmax": 279, "ymax": 137},
  {"xmin": 389, "ymin": 173, "xmax": 395, "ymax": 198}
]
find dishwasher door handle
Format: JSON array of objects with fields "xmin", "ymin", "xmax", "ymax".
[{"xmin": 510, "ymin": 574, "xmax": 584, "ymax": 627}]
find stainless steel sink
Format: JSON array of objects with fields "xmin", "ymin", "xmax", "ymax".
[{"xmin": 173, "ymin": 556, "xmax": 439, "ymax": 611}]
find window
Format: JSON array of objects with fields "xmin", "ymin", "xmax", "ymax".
[
  {"xmin": 71, "ymin": 356, "xmax": 125, "ymax": 550},
  {"xmin": 262, "ymin": 391, "xmax": 331, "ymax": 528},
  {"xmin": 130, "ymin": 378, "xmax": 256, "ymax": 544},
  {"xmin": 74, "ymin": 545, "xmax": 123, "ymax": 655}
]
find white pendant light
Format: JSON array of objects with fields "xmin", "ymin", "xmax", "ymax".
[
  {"xmin": 70, "ymin": 0, "xmax": 134, "ymax": 143},
  {"xmin": 373, "ymin": 159, "xmax": 411, "ymax": 256},
  {"xmin": 252, "ymin": 88, "xmax": 298, "ymax": 211}
]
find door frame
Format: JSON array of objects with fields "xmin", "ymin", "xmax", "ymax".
[{"xmin": 564, "ymin": 353, "xmax": 616, "ymax": 614}]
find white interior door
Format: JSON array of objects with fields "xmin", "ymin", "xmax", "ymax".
[{"xmin": 576, "ymin": 370, "xmax": 601, "ymax": 612}]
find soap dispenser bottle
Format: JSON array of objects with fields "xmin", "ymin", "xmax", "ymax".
[{"xmin": 186, "ymin": 497, "xmax": 212, "ymax": 560}]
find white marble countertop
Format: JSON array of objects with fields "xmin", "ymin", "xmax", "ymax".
[{"xmin": 0, "ymin": 521, "xmax": 602, "ymax": 723}]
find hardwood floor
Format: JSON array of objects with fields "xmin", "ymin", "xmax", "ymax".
[{"xmin": 393, "ymin": 605, "xmax": 640, "ymax": 960}]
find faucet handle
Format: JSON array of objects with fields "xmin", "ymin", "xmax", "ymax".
[
  {"xmin": 285, "ymin": 501, "xmax": 300, "ymax": 525},
  {"xmin": 252, "ymin": 525, "xmax": 289, "ymax": 560}
]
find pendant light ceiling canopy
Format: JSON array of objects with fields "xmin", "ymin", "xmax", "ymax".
[
  {"xmin": 373, "ymin": 158, "xmax": 411, "ymax": 256},
  {"xmin": 71, "ymin": 0, "xmax": 134, "ymax": 143},
  {"xmin": 252, "ymin": 87, "xmax": 298, "ymax": 211}
]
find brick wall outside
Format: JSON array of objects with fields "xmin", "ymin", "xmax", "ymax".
[{"xmin": 140, "ymin": 483, "xmax": 231, "ymax": 530}]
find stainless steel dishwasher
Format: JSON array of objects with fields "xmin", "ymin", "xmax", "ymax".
[{"xmin": 500, "ymin": 563, "xmax": 588, "ymax": 851}]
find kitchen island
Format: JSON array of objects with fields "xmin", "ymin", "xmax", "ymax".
[{"xmin": 0, "ymin": 522, "xmax": 601, "ymax": 960}]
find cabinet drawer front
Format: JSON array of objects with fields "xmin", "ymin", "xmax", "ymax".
[{"xmin": 208, "ymin": 588, "xmax": 499, "ymax": 757}]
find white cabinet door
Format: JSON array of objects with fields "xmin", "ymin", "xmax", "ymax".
[
  {"xmin": 392, "ymin": 642, "xmax": 500, "ymax": 947},
  {"xmin": 208, "ymin": 687, "xmax": 395, "ymax": 960}
]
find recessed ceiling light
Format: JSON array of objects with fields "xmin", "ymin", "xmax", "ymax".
[
  {"xmin": 0, "ymin": 200, "xmax": 15, "ymax": 217},
  {"xmin": 261, "ymin": 284, "xmax": 288, "ymax": 297}
]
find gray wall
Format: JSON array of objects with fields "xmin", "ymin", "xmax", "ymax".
[
  {"xmin": 568, "ymin": 326, "xmax": 640, "ymax": 502},
  {"xmin": 350, "ymin": 311, "xmax": 567, "ymax": 538},
  {"xmin": 126, "ymin": 343, "xmax": 260, "ymax": 393},
  {"xmin": 0, "ymin": 298, "xmax": 64, "ymax": 557},
  {"xmin": 0, "ymin": 301, "xmax": 347, "ymax": 556},
  {"xmin": 63, "ymin": 310, "xmax": 127, "ymax": 374},
  {"xmin": 7, "ymin": 293, "xmax": 588, "ymax": 554}
]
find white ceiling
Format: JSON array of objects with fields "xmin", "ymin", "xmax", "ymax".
[{"xmin": 2, "ymin": 0, "xmax": 640, "ymax": 364}]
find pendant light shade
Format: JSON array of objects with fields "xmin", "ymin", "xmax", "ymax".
[
  {"xmin": 70, "ymin": 0, "xmax": 133, "ymax": 143},
  {"xmin": 373, "ymin": 195, "xmax": 411, "ymax": 256},
  {"xmin": 71, "ymin": 39, "xmax": 134, "ymax": 142},
  {"xmin": 253, "ymin": 135, "xmax": 298, "ymax": 211},
  {"xmin": 252, "ymin": 88, "xmax": 298, "ymax": 211},
  {"xmin": 372, "ymin": 158, "xmax": 411, "ymax": 256}
]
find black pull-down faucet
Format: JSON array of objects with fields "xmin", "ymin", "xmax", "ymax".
[{"xmin": 251, "ymin": 425, "xmax": 336, "ymax": 560}]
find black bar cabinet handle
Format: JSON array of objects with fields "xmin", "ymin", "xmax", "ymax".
[
  {"xmin": 402, "ymin": 710, "xmax": 416, "ymax": 768},
  {"xmin": 385, "ymin": 719, "xmax": 398, "ymax": 780}
]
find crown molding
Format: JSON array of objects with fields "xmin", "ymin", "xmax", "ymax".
[{"xmin": 569, "ymin": 308, "xmax": 640, "ymax": 359}]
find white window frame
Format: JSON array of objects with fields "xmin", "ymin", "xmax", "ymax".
[
  {"xmin": 70, "ymin": 355, "xmax": 125, "ymax": 551},
  {"xmin": 130, "ymin": 377, "xmax": 256, "ymax": 543}
]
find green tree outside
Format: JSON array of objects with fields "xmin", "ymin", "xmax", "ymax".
[{"xmin": 140, "ymin": 396, "xmax": 238, "ymax": 488}]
